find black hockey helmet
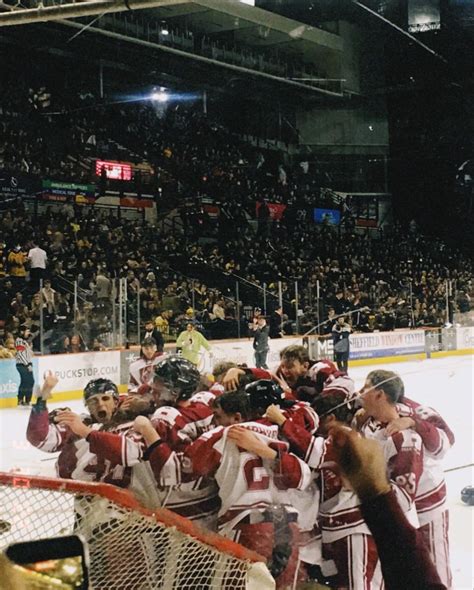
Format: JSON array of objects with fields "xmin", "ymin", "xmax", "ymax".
[
  {"xmin": 245, "ymin": 379, "xmax": 293, "ymax": 414},
  {"xmin": 83, "ymin": 378, "xmax": 119, "ymax": 403},
  {"xmin": 153, "ymin": 355, "xmax": 200, "ymax": 401}
]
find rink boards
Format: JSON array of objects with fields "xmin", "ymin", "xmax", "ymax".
[{"xmin": 0, "ymin": 327, "xmax": 473, "ymax": 407}]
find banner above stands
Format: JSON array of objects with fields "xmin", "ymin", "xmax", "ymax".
[
  {"xmin": 255, "ymin": 202, "xmax": 287, "ymax": 220},
  {"xmin": 0, "ymin": 170, "xmax": 41, "ymax": 198},
  {"xmin": 41, "ymin": 179, "xmax": 96, "ymax": 202}
]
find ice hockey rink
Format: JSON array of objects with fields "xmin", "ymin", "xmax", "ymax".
[{"xmin": 0, "ymin": 354, "xmax": 472, "ymax": 589}]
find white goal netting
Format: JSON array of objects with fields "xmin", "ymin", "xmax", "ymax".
[{"xmin": 0, "ymin": 472, "xmax": 274, "ymax": 590}]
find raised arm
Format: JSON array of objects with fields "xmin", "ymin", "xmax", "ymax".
[{"xmin": 26, "ymin": 373, "xmax": 74, "ymax": 452}]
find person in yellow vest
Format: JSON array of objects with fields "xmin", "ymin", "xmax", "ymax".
[
  {"xmin": 175, "ymin": 323, "xmax": 212, "ymax": 366},
  {"xmin": 155, "ymin": 310, "xmax": 171, "ymax": 336},
  {"xmin": 7, "ymin": 245, "xmax": 27, "ymax": 279}
]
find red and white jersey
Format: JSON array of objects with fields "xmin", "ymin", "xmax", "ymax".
[
  {"xmin": 270, "ymin": 405, "xmax": 331, "ymax": 560},
  {"xmin": 150, "ymin": 391, "xmax": 216, "ymax": 449},
  {"xmin": 209, "ymin": 382, "xmax": 225, "ymax": 396},
  {"xmin": 128, "ymin": 353, "xmax": 163, "ymax": 394},
  {"xmin": 142, "ymin": 390, "xmax": 220, "ymax": 526},
  {"xmin": 397, "ymin": 397, "xmax": 454, "ymax": 525},
  {"xmin": 133, "ymin": 459, "xmax": 220, "ymax": 526},
  {"xmin": 287, "ymin": 476, "xmax": 322, "ymax": 565},
  {"xmin": 27, "ymin": 406, "xmax": 145, "ymax": 490},
  {"xmin": 148, "ymin": 421, "xmax": 312, "ymax": 536},
  {"xmin": 281, "ymin": 400, "xmax": 320, "ymax": 434},
  {"xmin": 313, "ymin": 437, "xmax": 372, "ymax": 544},
  {"xmin": 359, "ymin": 417, "xmax": 424, "ymax": 503},
  {"xmin": 261, "ymin": 401, "xmax": 322, "ymax": 564},
  {"xmin": 27, "ymin": 404, "xmax": 219, "ymax": 525},
  {"xmin": 278, "ymin": 413, "xmax": 329, "ymax": 470},
  {"xmin": 397, "ymin": 397, "xmax": 455, "ymax": 459},
  {"xmin": 320, "ymin": 372, "xmax": 356, "ymax": 401},
  {"xmin": 319, "ymin": 422, "xmax": 422, "ymax": 544},
  {"xmin": 279, "ymin": 360, "xmax": 354, "ymax": 402}
]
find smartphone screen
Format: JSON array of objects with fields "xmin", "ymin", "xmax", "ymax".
[
  {"xmin": 19, "ymin": 556, "xmax": 85, "ymax": 588},
  {"xmin": 6, "ymin": 535, "xmax": 89, "ymax": 590}
]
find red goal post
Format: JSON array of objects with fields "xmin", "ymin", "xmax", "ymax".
[{"xmin": 0, "ymin": 472, "xmax": 274, "ymax": 590}]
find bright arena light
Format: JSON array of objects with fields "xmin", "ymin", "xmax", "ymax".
[{"xmin": 151, "ymin": 91, "xmax": 168, "ymax": 103}]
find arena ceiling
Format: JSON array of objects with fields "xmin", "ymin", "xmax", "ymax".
[{"xmin": 0, "ymin": 0, "xmax": 344, "ymax": 99}]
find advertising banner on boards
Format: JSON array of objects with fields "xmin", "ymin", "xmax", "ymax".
[
  {"xmin": 349, "ymin": 330, "xmax": 425, "ymax": 359},
  {"xmin": 37, "ymin": 351, "xmax": 120, "ymax": 394}
]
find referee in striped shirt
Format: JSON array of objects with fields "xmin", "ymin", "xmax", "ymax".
[{"xmin": 15, "ymin": 325, "xmax": 35, "ymax": 406}]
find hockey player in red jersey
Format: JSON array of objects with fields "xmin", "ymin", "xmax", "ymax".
[
  {"xmin": 26, "ymin": 373, "xmax": 148, "ymax": 494},
  {"xmin": 129, "ymin": 355, "xmax": 220, "ymax": 527},
  {"xmin": 136, "ymin": 387, "xmax": 312, "ymax": 589},
  {"xmin": 366, "ymin": 370, "xmax": 454, "ymax": 588},
  {"xmin": 128, "ymin": 336, "xmax": 163, "ymax": 394},
  {"xmin": 328, "ymin": 369, "xmax": 424, "ymax": 590},
  {"xmin": 146, "ymin": 354, "xmax": 217, "ymax": 448},
  {"xmin": 265, "ymin": 368, "xmax": 423, "ymax": 590},
  {"xmin": 277, "ymin": 345, "xmax": 355, "ymax": 405},
  {"xmin": 264, "ymin": 376, "xmax": 363, "ymax": 586},
  {"xmin": 242, "ymin": 380, "xmax": 328, "ymax": 582},
  {"xmin": 329, "ymin": 424, "xmax": 447, "ymax": 590},
  {"xmin": 220, "ymin": 344, "xmax": 355, "ymax": 407}
]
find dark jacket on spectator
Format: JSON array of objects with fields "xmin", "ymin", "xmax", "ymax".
[{"xmin": 143, "ymin": 327, "xmax": 164, "ymax": 353}]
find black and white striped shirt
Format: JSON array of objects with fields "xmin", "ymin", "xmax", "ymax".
[{"xmin": 15, "ymin": 338, "xmax": 33, "ymax": 366}]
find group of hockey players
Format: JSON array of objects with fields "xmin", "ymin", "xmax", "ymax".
[{"xmin": 26, "ymin": 340, "xmax": 454, "ymax": 590}]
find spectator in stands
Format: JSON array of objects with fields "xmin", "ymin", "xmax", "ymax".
[
  {"xmin": 56, "ymin": 335, "xmax": 71, "ymax": 354},
  {"xmin": 91, "ymin": 337, "xmax": 107, "ymax": 351},
  {"xmin": 143, "ymin": 319, "xmax": 165, "ymax": 353},
  {"xmin": 211, "ymin": 298, "xmax": 225, "ymax": 321},
  {"xmin": 155, "ymin": 310, "xmax": 172, "ymax": 336},
  {"xmin": 69, "ymin": 333, "xmax": 86, "ymax": 354},
  {"xmin": 27, "ymin": 241, "xmax": 47, "ymax": 289},
  {"xmin": 331, "ymin": 288, "xmax": 351, "ymax": 316},
  {"xmin": 332, "ymin": 315, "xmax": 351, "ymax": 373},
  {"xmin": 456, "ymin": 290, "xmax": 471, "ymax": 314},
  {"xmin": 40, "ymin": 279, "xmax": 57, "ymax": 319},
  {"xmin": 269, "ymin": 305, "xmax": 283, "ymax": 339},
  {"xmin": 55, "ymin": 292, "xmax": 71, "ymax": 319},
  {"xmin": 7, "ymin": 245, "xmax": 27, "ymax": 284},
  {"xmin": 94, "ymin": 268, "xmax": 112, "ymax": 311},
  {"xmin": 257, "ymin": 199, "xmax": 271, "ymax": 238},
  {"xmin": 0, "ymin": 82, "xmax": 472, "ymax": 349},
  {"xmin": 0, "ymin": 339, "xmax": 14, "ymax": 358}
]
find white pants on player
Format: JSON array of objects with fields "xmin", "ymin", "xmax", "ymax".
[
  {"xmin": 419, "ymin": 509, "xmax": 452, "ymax": 590},
  {"xmin": 324, "ymin": 533, "xmax": 385, "ymax": 590}
]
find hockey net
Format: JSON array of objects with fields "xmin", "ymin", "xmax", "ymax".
[{"xmin": 0, "ymin": 472, "xmax": 274, "ymax": 590}]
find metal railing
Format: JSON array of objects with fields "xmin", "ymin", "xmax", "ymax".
[{"xmin": 27, "ymin": 270, "xmax": 463, "ymax": 354}]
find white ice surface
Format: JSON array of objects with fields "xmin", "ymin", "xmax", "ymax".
[{"xmin": 0, "ymin": 355, "xmax": 472, "ymax": 588}]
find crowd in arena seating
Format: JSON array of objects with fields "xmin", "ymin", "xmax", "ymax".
[
  {"xmin": 0, "ymin": 200, "xmax": 471, "ymax": 355},
  {"xmin": 0, "ymin": 83, "xmax": 472, "ymax": 354}
]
